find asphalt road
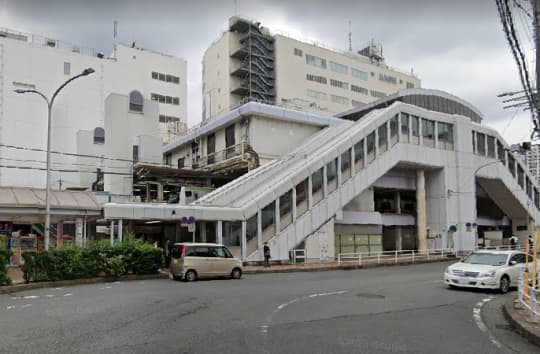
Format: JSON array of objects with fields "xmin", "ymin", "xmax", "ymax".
[{"xmin": 0, "ymin": 261, "xmax": 537, "ymax": 354}]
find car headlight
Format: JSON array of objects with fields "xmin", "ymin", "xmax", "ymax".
[{"xmin": 480, "ymin": 270, "xmax": 496, "ymax": 277}]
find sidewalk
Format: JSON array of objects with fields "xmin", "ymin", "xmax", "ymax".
[{"xmin": 503, "ymin": 295, "xmax": 540, "ymax": 347}]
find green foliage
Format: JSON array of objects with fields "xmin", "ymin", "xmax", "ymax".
[
  {"xmin": 0, "ymin": 243, "xmax": 12, "ymax": 285},
  {"xmin": 21, "ymin": 237, "xmax": 163, "ymax": 283}
]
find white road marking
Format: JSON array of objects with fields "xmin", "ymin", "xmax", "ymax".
[
  {"xmin": 105, "ymin": 286, "xmax": 112, "ymax": 289},
  {"xmin": 45, "ymin": 295, "xmax": 55, "ymax": 298},
  {"xmin": 472, "ymin": 297, "xmax": 503, "ymax": 350},
  {"xmin": 54, "ymin": 288, "xmax": 62, "ymax": 290},
  {"xmin": 63, "ymin": 293, "xmax": 73, "ymax": 297},
  {"xmin": 23, "ymin": 295, "xmax": 39, "ymax": 299},
  {"xmin": 21, "ymin": 304, "xmax": 32, "ymax": 308},
  {"xmin": 6, "ymin": 306, "xmax": 16, "ymax": 310},
  {"xmin": 261, "ymin": 290, "xmax": 348, "ymax": 334}
]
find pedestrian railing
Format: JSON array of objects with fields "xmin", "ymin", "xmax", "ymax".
[
  {"xmin": 337, "ymin": 248, "xmax": 454, "ymax": 266},
  {"xmin": 518, "ymin": 276, "xmax": 540, "ymax": 322},
  {"xmin": 475, "ymin": 245, "xmax": 526, "ymax": 252},
  {"xmin": 290, "ymin": 249, "xmax": 306, "ymax": 264}
]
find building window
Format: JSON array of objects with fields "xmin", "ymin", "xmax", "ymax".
[
  {"xmin": 93, "ymin": 127, "xmax": 105, "ymax": 144},
  {"xmin": 390, "ymin": 115, "xmax": 399, "ymax": 145},
  {"xmin": 406, "ymin": 82, "xmax": 415, "ymax": 89},
  {"xmin": 367, "ymin": 132, "xmax": 376, "ymax": 162},
  {"xmin": 177, "ymin": 158, "xmax": 185, "ymax": 168},
  {"xmin": 331, "ymin": 95, "xmax": 349, "ymax": 105},
  {"xmin": 476, "ymin": 132, "xmax": 486, "ymax": 155},
  {"xmin": 151, "ymin": 93, "xmax": 180, "ymax": 106},
  {"xmin": 312, "ymin": 168, "xmax": 324, "ymax": 205},
  {"xmin": 295, "ymin": 179, "xmax": 309, "ymax": 216},
  {"xmin": 400, "ymin": 113, "xmax": 410, "ymax": 143},
  {"xmin": 327, "ymin": 159, "xmax": 338, "ymax": 193},
  {"xmin": 330, "ymin": 79, "xmax": 349, "ymax": 90},
  {"xmin": 378, "ymin": 123, "xmax": 388, "ymax": 153},
  {"xmin": 307, "ymin": 89, "xmax": 328, "ymax": 101},
  {"xmin": 351, "ymin": 68, "xmax": 368, "ymax": 81},
  {"xmin": 129, "ymin": 90, "xmax": 144, "ymax": 112},
  {"xmin": 132, "ymin": 145, "xmax": 139, "ymax": 162},
  {"xmin": 422, "ymin": 119, "xmax": 435, "ymax": 148},
  {"xmin": 64, "ymin": 62, "xmax": 70, "ymax": 75},
  {"xmin": 330, "ymin": 61, "xmax": 348, "ymax": 74},
  {"xmin": 411, "ymin": 116, "xmax": 419, "ymax": 144},
  {"xmin": 151, "ymin": 72, "xmax": 158, "ymax": 79},
  {"xmin": 437, "ymin": 122, "xmax": 454, "ymax": 150},
  {"xmin": 370, "ymin": 90, "xmax": 386, "ymax": 98},
  {"xmin": 306, "ymin": 74, "xmax": 327, "ymax": 84},
  {"xmin": 487, "ymin": 136, "xmax": 496, "ymax": 158},
  {"xmin": 354, "ymin": 139, "xmax": 364, "ymax": 170},
  {"xmin": 306, "ymin": 54, "xmax": 327, "ymax": 69},
  {"xmin": 341, "ymin": 149, "xmax": 352, "ymax": 181},
  {"xmin": 379, "ymin": 73, "xmax": 397, "ymax": 84},
  {"xmin": 351, "ymin": 84, "xmax": 368, "ymax": 95},
  {"xmin": 165, "ymin": 152, "xmax": 172, "ymax": 165},
  {"xmin": 497, "ymin": 140, "xmax": 506, "ymax": 163},
  {"xmin": 294, "ymin": 48, "xmax": 303, "ymax": 57},
  {"xmin": 261, "ymin": 201, "xmax": 276, "ymax": 233},
  {"xmin": 279, "ymin": 190, "xmax": 293, "ymax": 230}
]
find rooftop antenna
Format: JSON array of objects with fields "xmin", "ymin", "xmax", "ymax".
[
  {"xmin": 113, "ymin": 20, "xmax": 118, "ymax": 59},
  {"xmin": 348, "ymin": 20, "xmax": 352, "ymax": 52}
]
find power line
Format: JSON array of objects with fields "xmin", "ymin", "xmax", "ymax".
[{"xmin": 0, "ymin": 163, "xmax": 132, "ymax": 175}]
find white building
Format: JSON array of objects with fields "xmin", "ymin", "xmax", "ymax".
[
  {"xmin": 0, "ymin": 27, "xmax": 187, "ymax": 191},
  {"xmin": 202, "ymin": 17, "xmax": 420, "ymax": 120},
  {"xmin": 526, "ymin": 144, "xmax": 540, "ymax": 184},
  {"xmin": 105, "ymin": 89, "xmax": 540, "ymax": 262}
]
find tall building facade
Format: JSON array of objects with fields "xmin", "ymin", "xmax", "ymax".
[
  {"xmin": 202, "ymin": 17, "xmax": 421, "ymax": 120},
  {"xmin": 526, "ymin": 144, "xmax": 540, "ymax": 184},
  {"xmin": 0, "ymin": 27, "xmax": 187, "ymax": 191}
]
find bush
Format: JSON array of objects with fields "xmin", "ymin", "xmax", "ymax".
[
  {"xmin": 0, "ymin": 243, "xmax": 12, "ymax": 285},
  {"xmin": 22, "ymin": 238, "xmax": 163, "ymax": 283}
]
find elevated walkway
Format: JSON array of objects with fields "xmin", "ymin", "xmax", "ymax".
[{"xmin": 105, "ymin": 101, "xmax": 540, "ymax": 261}]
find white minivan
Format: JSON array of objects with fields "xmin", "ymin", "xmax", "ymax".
[{"xmin": 169, "ymin": 243, "xmax": 243, "ymax": 282}]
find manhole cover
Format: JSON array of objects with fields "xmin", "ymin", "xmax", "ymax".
[{"xmin": 356, "ymin": 293, "xmax": 385, "ymax": 299}]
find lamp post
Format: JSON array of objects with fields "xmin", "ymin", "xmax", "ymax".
[{"xmin": 14, "ymin": 68, "xmax": 95, "ymax": 250}]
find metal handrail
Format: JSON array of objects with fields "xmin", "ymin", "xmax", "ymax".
[
  {"xmin": 518, "ymin": 276, "xmax": 540, "ymax": 321},
  {"xmin": 337, "ymin": 248, "xmax": 454, "ymax": 266}
]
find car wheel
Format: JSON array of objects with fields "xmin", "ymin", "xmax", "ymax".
[
  {"xmin": 184, "ymin": 270, "xmax": 198, "ymax": 282},
  {"xmin": 231, "ymin": 268, "xmax": 242, "ymax": 279},
  {"xmin": 499, "ymin": 275, "xmax": 510, "ymax": 294}
]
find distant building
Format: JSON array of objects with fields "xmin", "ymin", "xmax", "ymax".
[
  {"xmin": 0, "ymin": 26, "xmax": 187, "ymax": 191},
  {"xmin": 202, "ymin": 17, "xmax": 421, "ymax": 120},
  {"xmin": 526, "ymin": 144, "xmax": 540, "ymax": 184}
]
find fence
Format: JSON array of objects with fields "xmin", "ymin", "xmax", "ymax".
[
  {"xmin": 518, "ymin": 276, "xmax": 540, "ymax": 322},
  {"xmin": 289, "ymin": 249, "xmax": 306, "ymax": 264},
  {"xmin": 337, "ymin": 248, "xmax": 454, "ymax": 266}
]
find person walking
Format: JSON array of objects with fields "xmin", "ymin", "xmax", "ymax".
[
  {"xmin": 263, "ymin": 242, "xmax": 271, "ymax": 267},
  {"xmin": 509, "ymin": 235, "xmax": 518, "ymax": 249}
]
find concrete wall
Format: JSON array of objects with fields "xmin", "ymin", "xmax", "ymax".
[
  {"xmin": 305, "ymin": 218, "xmax": 335, "ymax": 261},
  {"xmin": 343, "ymin": 188, "xmax": 374, "ymax": 212}
]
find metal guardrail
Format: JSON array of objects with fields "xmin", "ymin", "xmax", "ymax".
[
  {"xmin": 475, "ymin": 245, "xmax": 526, "ymax": 251},
  {"xmin": 337, "ymin": 248, "xmax": 454, "ymax": 266},
  {"xmin": 518, "ymin": 276, "xmax": 540, "ymax": 322},
  {"xmin": 290, "ymin": 249, "xmax": 306, "ymax": 264}
]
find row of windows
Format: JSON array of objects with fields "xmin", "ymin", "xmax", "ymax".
[
  {"xmin": 151, "ymin": 93, "xmax": 180, "ymax": 105},
  {"xmin": 306, "ymin": 73, "xmax": 327, "ymax": 84},
  {"xmin": 472, "ymin": 130, "xmax": 540, "ymax": 209},
  {"xmin": 351, "ymin": 84, "xmax": 368, "ymax": 95},
  {"xmin": 151, "ymin": 71, "xmax": 180, "ymax": 84},
  {"xmin": 330, "ymin": 79, "xmax": 348, "ymax": 90},
  {"xmin": 300, "ymin": 50, "xmax": 413, "ymax": 88},
  {"xmin": 370, "ymin": 90, "xmax": 386, "ymax": 98},
  {"xmin": 242, "ymin": 111, "xmax": 454, "ymax": 241}
]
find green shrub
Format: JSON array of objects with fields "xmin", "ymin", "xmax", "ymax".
[
  {"xmin": 21, "ymin": 237, "xmax": 163, "ymax": 282},
  {"xmin": 0, "ymin": 243, "xmax": 11, "ymax": 285}
]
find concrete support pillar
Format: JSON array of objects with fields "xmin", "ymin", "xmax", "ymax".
[
  {"xmin": 75, "ymin": 218, "xmax": 83, "ymax": 247},
  {"xmin": 308, "ymin": 175, "xmax": 313, "ymax": 210},
  {"xmin": 292, "ymin": 187, "xmax": 297, "ymax": 222},
  {"xmin": 434, "ymin": 122, "xmax": 439, "ymax": 148},
  {"xmin": 396, "ymin": 226, "xmax": 403, "ymax": 251},
  {"xmin": 118, "ymin": 220, "xmax": 123, "ymax": 243},
  {"xmin": 217, "ymin": 221, "xmax": 223, "ymax": 244},
  {"xmin": 323, "ymin": 165, "xmax": 328, "ymax": 198},
  {"xmin": 241, "ymin": 220, "xmax": 247, "ymax": 261},
  {"xmin": 257, "ymin": 212, "xmax": 263, "ymax": 260},
  {"xmin": 416, "ymin": 169, "xmax": 428, "ymax": 251},
  {"xmin": 337, "ymin": 155, "xmax": 342, "ymax": 186},
  {"xmin": 201, "ymin": 222, "xmax": 207, "ymax": 242},
  {"xmin": 110, "ymin": 220, "xmax": 115, "ymax": 246},
  {"xmin": 275, "ymin": 198, "xmax": 280, "ymax": 235},
  {"xmin": 418, "ymin": 118, "xmax": 423, "ymax": 146},
  {"xmin": 157, "ymin": 183, "xmax": 164, "ymax": 202},
  {"xmin": 374, "ymin": 128, "xmax": 379, "ymax": 157},
  {"xmin": 350, "ymin": 146, "xmax": 356, "ymax": 176}
]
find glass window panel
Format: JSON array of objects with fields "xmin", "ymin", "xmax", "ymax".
[
  {"xmin": 378, "ymin": 123, "xmax": 388, "ymax": 152},
  {"xmin": 487, "ymin": 136, "xmax": 496, "ymax": 158},
  {"xmin": 327, "ymin": 159, "xmax": 338, "ymax": 182},
  {"xmin": 279, "ymin": 190, "xmax": 293, "ymax": 218},
  {"xmin": 261, "ymin": 202, "xmax": 275, "ymax": 232},
  {"xmin": 477, "ymin": 132, "xmax": 486, "ymax": 155},
  {"xmin": 312, "ymin": 168, "xmax": 324, "ymax": 193},
  {"xmin": 341, "ymin": 150, "xmax": 351, "ymax": 172}
]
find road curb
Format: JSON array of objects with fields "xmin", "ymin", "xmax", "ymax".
[
  {"xmin": 502, "ymin": 295, "xmax": 540, "ymax": 347},
  {"xmin": 0, "ymin": 272, "xmax": 169, "ymax": 295},
  {"xmin": 244, "ymin": 257, "xmax": 455, "ymax": 274}
]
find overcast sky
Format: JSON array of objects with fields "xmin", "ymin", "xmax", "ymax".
[{"xmin": 0, "ymin": 0, "xmax": 536, "ymax": 144}]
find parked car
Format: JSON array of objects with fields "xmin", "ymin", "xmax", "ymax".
[
  {"xmin": 443, "ymin": 250, "xmax": 536, "ymax": 293},
  {"xmin": 169, "ymin": 243, "xmax": 243, "ymax": 282}
]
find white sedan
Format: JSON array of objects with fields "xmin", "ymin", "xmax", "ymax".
[{"xmin": 443, "ymin": 250, "xmax": 531, "ymax": 293}]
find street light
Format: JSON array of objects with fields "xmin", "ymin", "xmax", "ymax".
[{"xmin": 14, "ymin": 68, "xmax": 95, "ymax": 250}]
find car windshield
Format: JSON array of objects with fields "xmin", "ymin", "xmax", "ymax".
[{"xmin": 461, "ymin": 253, "xmax": 507, "ymax": 266}]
